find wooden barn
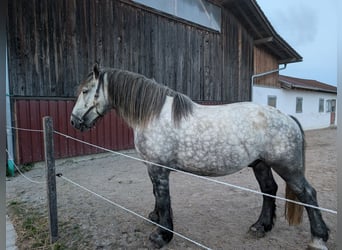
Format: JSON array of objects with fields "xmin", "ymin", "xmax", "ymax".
[{"xmin": 7, "ymin": 0, "xmax": 302, "ymax": 164}]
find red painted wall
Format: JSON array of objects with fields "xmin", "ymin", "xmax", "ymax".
[{"xmin": 13, "ymin": 99, "xmax": 134, "ymax": 164}]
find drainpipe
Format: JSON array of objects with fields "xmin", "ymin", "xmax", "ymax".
[
  {"xmin": 6, "ymin": 46, "xmax": 15, "ymax": 176},
  {"xmin": 251, "ymin": 64, "xmax": 287, "ymax": 102}
]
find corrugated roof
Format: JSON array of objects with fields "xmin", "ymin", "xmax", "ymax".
[
  {"xmin": 219, "ymin": 0, "xmax": 302, "ymax": 64},
  {"xmin": 279, "ymin": 75, "xmax": 337, "ymax": 93}
]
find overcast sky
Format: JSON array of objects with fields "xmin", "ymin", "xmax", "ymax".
[{"xmin": 256, "ymin": 0, "xmax": 338, "ymax": 86}]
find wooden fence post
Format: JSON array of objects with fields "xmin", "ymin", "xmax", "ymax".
[{"xmin": 43, "ymin": 116, "xmax": 58, "ymax": 243}]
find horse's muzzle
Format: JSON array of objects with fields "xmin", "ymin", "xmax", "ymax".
[{"xmin": 70, "ymin": 113, "xmax": 85, "ymax": 131}]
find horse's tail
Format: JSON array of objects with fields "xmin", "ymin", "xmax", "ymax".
[
  {"xmin": 285, "ymin": 116, "xmax": 305, "ymax": 225},
  {"xmin": 285, "ymin": 185, "xmax": 304, "ymax": 225}
]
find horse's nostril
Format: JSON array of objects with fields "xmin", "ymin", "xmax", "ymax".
[{"xmin": 71, "ymin": 120, "xmax": 75, "ymax": 126}]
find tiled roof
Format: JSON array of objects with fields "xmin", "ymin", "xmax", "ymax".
[{"xmin": 279, "ymin": 75, "xmax": 337, "ymax": 94}]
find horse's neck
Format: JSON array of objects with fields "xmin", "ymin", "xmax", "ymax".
[{"xmin": 165, "ymin": 96, "xmax": 174, "ymax": 105}]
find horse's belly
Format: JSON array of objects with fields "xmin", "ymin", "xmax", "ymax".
[
  {"xmin": 175, "ymin": 145, "xmax": 256, "ymax": 176},
  {"xmin": 173, "ymin": 123, "xmax": 262, "ymax": 176}
]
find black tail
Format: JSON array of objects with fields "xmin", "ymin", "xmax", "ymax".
[
  {"xmin": 289, "ymin": 115, "xmax": 305, "ymax": 159},
  {"xmin": 290, "ymin": 115, "xmax": 304, "ymax": 138},
  {"xmin": 285, "ymin": 116, "xmax": 305, "ymax": 225}
]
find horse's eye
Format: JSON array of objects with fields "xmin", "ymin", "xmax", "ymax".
[{"xmin": 82, "ymin": 88, "xmax": 88, "ymax": 94}]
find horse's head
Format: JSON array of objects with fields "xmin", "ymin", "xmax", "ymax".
[{"xmin": 70, "ymin": 63, "xmax": 111, "ymax": 131}]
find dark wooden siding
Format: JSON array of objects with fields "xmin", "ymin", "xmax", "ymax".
[
  {"xmin": 8, "ymin": 0, "xmax": 253, "ymax": 101},
  {"xmin": 8, "ymin": 0, "xmax": 254, "ymax": 163},
  {"xmin": 13, "ymin": 99, "xmax": 133, "ymax": 164}
]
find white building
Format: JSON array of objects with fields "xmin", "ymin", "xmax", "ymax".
[{"xmin": 253, "ymin": 75, "xmax": 337, "ymax": 130}]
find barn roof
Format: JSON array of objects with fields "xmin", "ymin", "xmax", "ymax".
[
  {"xmin": 279, "ymin": 75, "xmax": 337, "ymax": 94},
  {"xmin": 219, "ymin": 0, "xmax": 302, "ymax": 64}
]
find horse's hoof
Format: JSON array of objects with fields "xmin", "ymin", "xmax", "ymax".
[
  {"xmin": 148, "ymin": 211, "xmax": 159, "ymax": 223},
  {"xmin": 149, "ymin": 230, "xmax": 169, "ymax": 249},
  {"xmin": 248, "ymin": 225, "xmax": 266, "ymax": 238},
  {"xmin": 308, "ymin": 237, "xmax": 328, "ymax": 250}
]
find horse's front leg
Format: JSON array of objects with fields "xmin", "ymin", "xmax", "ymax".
[
  {"xmin": 147, "ymin": 165, "xmax": 173, "ymax": 248},
  {"xmin": 249, "ymin": 160, "xmax": 278, "ymax": 238}
]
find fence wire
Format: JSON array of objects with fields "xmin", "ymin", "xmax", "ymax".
[
  {"xmin": 57, "ymin": 173, "xmax": 212, "ymax": 250},
  {"xmin": 7, "ymin": 125, "xmax": 338, "ymax": 214},
  {"xmin": 7, "ymin": 125, "xmax": 337, "ymax": 249},
  {"xmin": 54, "ymin": 129, "xmax": 337, "ymax": 215}
]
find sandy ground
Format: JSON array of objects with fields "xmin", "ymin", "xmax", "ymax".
[{"xmin": 6, "ymin": 128, "xmax": 337, "ymax": 249}]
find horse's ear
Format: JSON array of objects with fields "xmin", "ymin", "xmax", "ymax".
[{"xmin": 93, "ymin": 63, "xmax": 100, "ymax": 79}]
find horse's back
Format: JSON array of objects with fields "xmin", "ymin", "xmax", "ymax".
[
  {"xmin": 135, "ymin": 101, "xmax": 303, "ymax": 176},
  {"xmin": 191, "ymin": 102, "xmax": 298, "ymax": 140}
]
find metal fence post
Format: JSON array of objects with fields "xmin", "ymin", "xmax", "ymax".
[{"xmin": 43, "ymin": 116, "xmax": 58, "ymax": 243}]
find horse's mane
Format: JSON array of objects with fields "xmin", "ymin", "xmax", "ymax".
[{"xmin": 104, "ymin": 68, "xmax": 194, "ymax": 127}]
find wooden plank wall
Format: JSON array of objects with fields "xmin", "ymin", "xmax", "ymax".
[
  {"xmin": 8, "ymin": 0, "xmax": 254, "ymax": 163},
  {"xmin": 253, "ymin": 46, "xmax": 280, "ymax": 87},
  {"xmin": 8, "ymin": 0, "xmax": 253, "ymax": 102}
]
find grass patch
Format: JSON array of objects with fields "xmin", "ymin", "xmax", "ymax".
[
  {"xmin": 19, "ymin": 163, "xmax": 35, "ymax": 172},
  {"xmin": 7, "ymin": 201, "xmax": 91, "ymax": 249}
]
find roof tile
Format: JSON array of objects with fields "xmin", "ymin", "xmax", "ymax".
[{"xmin": 279, "ymin": 75, "xmax": 337, "ymax": 93}]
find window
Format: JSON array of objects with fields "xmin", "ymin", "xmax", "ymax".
[
  {"xmin": 267, "ymin": 96, "xmax": 277, "ymax": 108},
  {"xmin": 326, "ymin": 99, "xmax": 336, "ymax": 112},
  {"xmin": 296, "ymin": 97, "xmax": 303, "ymax": 113},
  {"xmin": 318, "ymin": 98, "xmax": 324, "ymax": 112},
  {"xmin": 133, "ymin": 0, "xmax": 221, "ymax": 31}
]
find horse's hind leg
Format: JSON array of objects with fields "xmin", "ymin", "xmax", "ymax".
[
  {"xmin": 147, "ymin": 165, "xmax": 173, "ymax": 248},
  {"xmin": 249, "ymin": 160, "xmax": 278, "ymax": 238},
  {"xmin": 285, "ymin": 175, "xmax": 329, "ymax": 247},
  {"xmin": 273, "ymin": 164, "xmax": 329, "ymax": 249}
]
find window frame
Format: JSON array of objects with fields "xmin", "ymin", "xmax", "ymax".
[
  {"xmin": 318, "ymin": 98, "xmax": 324, "ymax": 113},
  {"xmin": 326, "ymin": 99, "xmax": 336, "ymax": 113},
  {"xmin": 267, "ymin": 95, "xmax": 277, "ymax": 108},
  {"xmin": 132, "ymin": 0, "xmax": 221, "ymax": 32},
  {"xmin": 296, "ymin": 97, "xmax": 303, "ymax": 113}
]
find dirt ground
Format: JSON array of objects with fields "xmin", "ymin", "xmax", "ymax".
[{"xmin": 6, "ymin": 128, "xmax": 337, "ymax": 250}]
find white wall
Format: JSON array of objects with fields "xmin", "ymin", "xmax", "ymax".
[{"xmin": 253, "ymin": 86, "xmax": 337, "ymax": 130}]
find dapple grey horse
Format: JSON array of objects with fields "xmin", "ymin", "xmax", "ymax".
[{"xmin": 71, "ymin": 64, "xmax": 329, "ymax": 249}]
